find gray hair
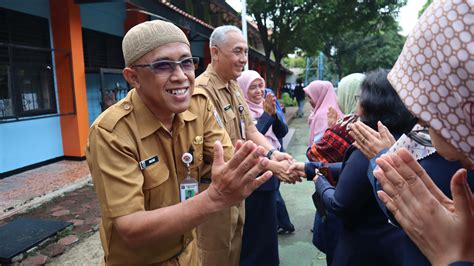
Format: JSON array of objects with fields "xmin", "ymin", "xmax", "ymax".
[{"xmin": 209, "ymin": 25, "xmax": 243, "ymax": 49}]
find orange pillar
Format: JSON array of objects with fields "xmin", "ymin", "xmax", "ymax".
[{"xmin": 50, "ymin": 0, "xmax": 89, "ymax": 158}]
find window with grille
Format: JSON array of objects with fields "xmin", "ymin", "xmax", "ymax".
[
  {"xmin": 0, "ymin": 7, "xmax": 57, "ymax": 120},
  {"xmin": 82, "ymin": 29, "xmax": 124, "ymax": 71}
]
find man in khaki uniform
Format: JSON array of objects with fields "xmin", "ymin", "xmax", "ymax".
[
  {"xmin": 195, "ymin": 25, "xmax": 296, "ymax": 266},
  {"xmin": 86, "ymin": 20, "xmax": 273, "ymax": 265}
]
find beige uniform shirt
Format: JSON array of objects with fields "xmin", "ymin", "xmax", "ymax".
[
  {"xmin": 195, "ymin": 64, "xmax": 254, "ymax": 144},
  {"xmin": 193, "ymin": 65, "xmax": 252, "ymax": 266},
  {"xmin": 86, "ymin": 89, "xmax": 233, "ymax": 265}
]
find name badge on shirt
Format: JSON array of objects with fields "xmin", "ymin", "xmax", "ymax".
[
  {"xmin": 223, "ymin": 104, "xmax": 231, "ymax": 112},
  {"xmin": 139, "ymin": 155, "xmax": 159, "ymax": 170},
  {"xmin": 238, "ymin": 104, "xmax": 246, "ymax": 139},
  {"xmin": 213, "ymin": 110, "xmax": 224, "ymax": 128},
  {"xmin": 180, "ymin": 153, "xmax": 199, "ymax": 202}
]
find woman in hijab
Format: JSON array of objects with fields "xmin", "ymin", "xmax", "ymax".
[
  {"xmin": 296, "ymin": 69, "xmax": 417, "ymax": 266},
  {"xmin": 373, "ymin": 0, "xmax": 474, "ymax": 265},
  {"xmin": 337, "ymin": 73, "xmax": 365, "ymax": 115},
  {"xmin": 326, "ymin": 73, "xmax": 364, "ymax": 128},
  {"xmin": 304, "ymin": 81, "xmax": 343, "ymax": 145},
  {"xmin": 237, "ymin": 70, "xmax": 288, "ymax": 266}
]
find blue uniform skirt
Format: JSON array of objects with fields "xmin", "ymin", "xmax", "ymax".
[{"xmin": 240, "ymin": 189, "xmax": 279, "ymax": 266}]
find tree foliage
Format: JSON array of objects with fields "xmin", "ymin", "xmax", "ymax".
[
  {"xmin": 282, "ymin": 56, "xmax": 305, "ymax": 68},
  {"xmin": 419, "ymin": 0, "xmax": 433, "ymax": 17},
  {"xmin": 323, "ymin": 16, "xmax": 406, "ymax": 79},
  {"xmin": 247, "ymin": 0, "xmax": 317, "ymax": 88},
  {"xmin": 246, "ymin": 0, "xmax": 407, "ymax": 82}
]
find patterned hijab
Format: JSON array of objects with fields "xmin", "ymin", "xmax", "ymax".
[
  {"xmin": 304, "ymin": 80, "xmax": 343, "ymax": 145},
  {"xmin": 237, "ymin": 70, "xmax": 281, "ymax": 149},
  {"xmin": 337, "ymin": 73, "xmax": 365, "ymax": 114},
  {"xmin": 388, "ymin": 0, "xmax": 474, "ymax": 163}
]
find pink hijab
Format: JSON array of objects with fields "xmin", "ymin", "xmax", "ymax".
[
  {"xmin": 304, "ymin": 80, "xmax": 343, "ymax": 145},
  {"xmin": 237, "ymin": 70, "xmax": 281, "ymax": 149}
]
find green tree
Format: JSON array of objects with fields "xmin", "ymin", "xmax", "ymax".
[
  {"xmin": 419, "ymin": 0, "xmax": 433, "ymax": 17},
  {"xmin": 247, "ymin": 0, "xmax": 406, "ymax": 85},
  {"xmin": 247, "ymin": 0, "xmax": 317, "ymax": 89},
  {"xmin": 322, "ymin": 17, "xmax": 406, "ymax": 79},
  {"xmin": 282, "ymin": 56, "xmax": 305, "ymax": 68}
]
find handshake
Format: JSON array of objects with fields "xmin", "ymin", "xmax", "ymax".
[{"xmin": 264, "ymin": 155, "xmax": 309, "ymax": 184}]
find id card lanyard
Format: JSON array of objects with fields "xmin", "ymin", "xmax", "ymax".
[
  {"xmin": 179, "ymin": 152, "xmax": 199, "ymax": 202},
  {"xmin": 238, "ymin": 104, "xmax": 246, "ymax": 140}
]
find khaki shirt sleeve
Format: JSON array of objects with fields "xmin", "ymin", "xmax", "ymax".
[
  {"xmin": 201, "ymin": 97, "xmax": 234, "ymax": 163},
  {"xmin": 87, "ymin": 126, "xmax": 145, "ymax": 218}
]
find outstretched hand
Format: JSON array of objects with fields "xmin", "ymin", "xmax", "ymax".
[
  {"xmin": 271, "ymin": 150, "xmax": 293, "ymax": 161},
  {"xmin": 373, "ymin": 148, "xmax": 474, "ymax": 265},
  {"xmin": 350, "ymin": 121, "xmax": 396, "ymax": 159},
  {"xmin": 208, "ymin": 140, "xmax": 273, "ymax": 209}
]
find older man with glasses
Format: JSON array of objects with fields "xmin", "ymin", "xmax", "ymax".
[
  {"xmin": 86, "ymin": 20, "xmax": 274, "ymax": 265},
  {"xmin": 194, "ymin": 25, "xmax": 297, "ymax": 266}
]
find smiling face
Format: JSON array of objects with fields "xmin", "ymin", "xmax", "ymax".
[
  {"xmin": 123, "ymin": 42, "xmax": 194, "ymax": 120},
  {"xmin": 212, "ymin": 31, "xmax": 248, "ymax": 82},
  {"xmin": 247, "ymin": 78, "xmax": 265, "ymax": 104}
]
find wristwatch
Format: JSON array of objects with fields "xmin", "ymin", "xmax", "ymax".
[{"xmin": 266, "ymin": 148, "xmax": 278, "ymax": 159}]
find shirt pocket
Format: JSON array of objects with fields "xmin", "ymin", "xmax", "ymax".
[
  {"xmin": 142, "ymin": 162, "xmax": 170, "ymax": 210},
  {"xmin": 188, "ymin": 144, "xmax": 203, "ymax": 181},
  {"xmin": 223, "ymin": 109, "xmax": 237, "ymax": 140}
]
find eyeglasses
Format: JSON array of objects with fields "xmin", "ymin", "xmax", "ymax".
[
  {"xmin": 132, "ymin": 57, "xmax": 199, "ymax": 76},
  {"xmin": 213, "ymin": 45, "xmax": 248, "ymax": 57},
  {"xmin": 407, "ymin": 128, "xmax": 433, "ymax": 147}
]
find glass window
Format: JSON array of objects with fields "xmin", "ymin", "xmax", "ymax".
[
  {"xmin": 13, "ymin": 48, "xmax": 56, "ymax": 116},
  {"xmin": 0, "ymin": 8, "xmax": 58, "ymax": 121}
]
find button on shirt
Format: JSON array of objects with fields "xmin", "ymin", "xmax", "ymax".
[{"xmin": 86, "ymin": 89, "xmax": 233, "ymax": 265}]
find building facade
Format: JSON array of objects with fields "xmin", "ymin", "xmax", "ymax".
[{"xmin": 0, "ymin": 0, "xmax": 290, "ymax": 177}]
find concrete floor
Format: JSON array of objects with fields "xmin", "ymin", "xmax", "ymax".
[{"xmin": 278, "ymin": 113, "xmax": 327, "ymax": 266}]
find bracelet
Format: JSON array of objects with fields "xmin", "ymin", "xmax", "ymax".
[{"xmin": 266, "ymin": 148, "xmax": 278, "ymax": 159}]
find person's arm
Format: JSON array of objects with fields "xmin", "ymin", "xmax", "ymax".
[
  {"xmin": 114, "ymin": 141, "xmax": 272, "ymax": 248},
  {"xmin": 88, "ymin": 127, "xmax": 272, "ymax": 249},
  {"xmin": 272, "ymin": 110, "xmax": 289, "ymax": 139},
  {"xmin": 254, "ymin": 111, "xmax": 288, "ymax": 139},
  {"xmin": 349, "ymin": 121, "xmax": 396, "ymax": 159},
  {"xmin": 374, "ymin": 149, "xmax": 474, "ymax": 265},
  {"xmin": 246, "ymin": 122, "xmax": 274, "ymax": 151},
  {"xmin": 315, "ymin": 150, "xmax": 372, "ymax": 216},
  {"xmin": 366, "ymin": 149, "xmax": 398, "ymax": 225},
  {"xmin": 255, "ymin": 112, "xmax": 275, "ymax": 135},
  {"xmin": 305, "ymin": 162, "xmax": 342, "ymax": 180}
]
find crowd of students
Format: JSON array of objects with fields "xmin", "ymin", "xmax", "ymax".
[{"xmin": 297, "ymin": 1, "xmax": 474, "ymax": 264}]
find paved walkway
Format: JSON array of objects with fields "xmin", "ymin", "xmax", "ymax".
[
  {"xmin": 0, "ymin": 160, "xmax": 90, "ymax": 220},
  {"xmin": 278, "ymin": 103, "xmax": 327, "ymax": 266}
]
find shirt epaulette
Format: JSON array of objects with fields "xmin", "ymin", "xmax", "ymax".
[
  {"xmin": 195, "ymin": 73, "xmax": 210, "ymax": 88},
  {"xmin": 193, "ymin": 86, "xmax": 208, "ymax": 97},
  {"xmin": 96, "ymin": 101, "xmax": 133, "ymax": 132},
  {"xmin": 192, "ymin": 88, "xmax": 214, "ymax": 112}
]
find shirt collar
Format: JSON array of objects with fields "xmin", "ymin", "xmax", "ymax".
[
  {"xmin": 205, "ymin": 64, "xmax": 229, "ymax": 90},
  {"xmin": 132, "ymin": 89, "xmax": 197, "ymax": 139}
]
